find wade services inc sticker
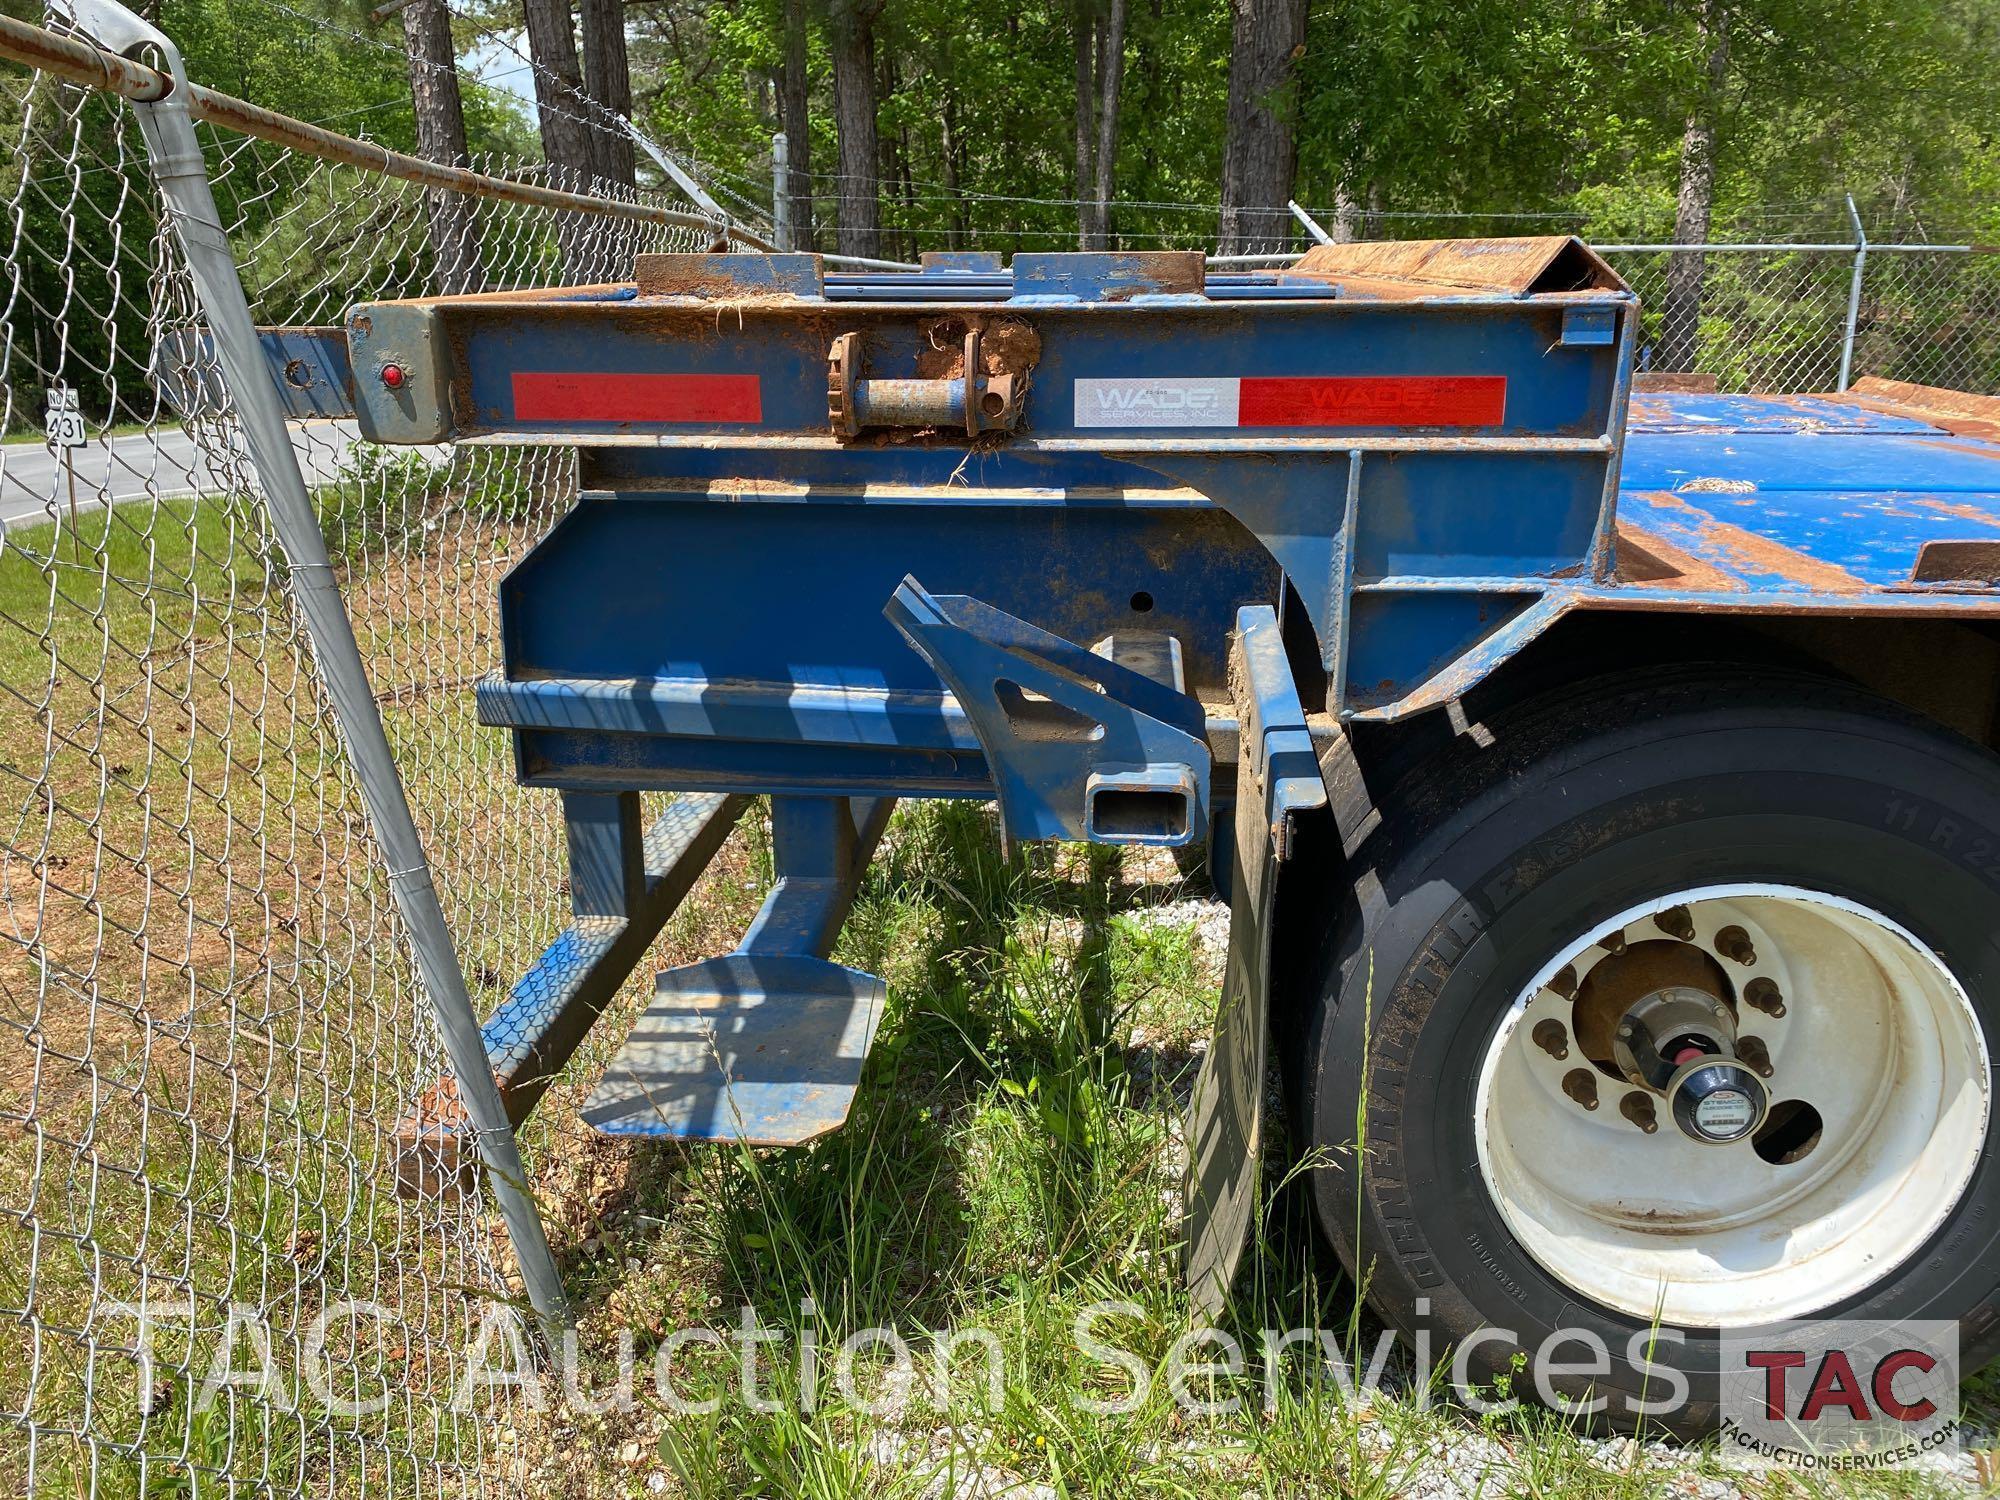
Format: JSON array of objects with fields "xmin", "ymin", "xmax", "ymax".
[{"xmin": 1719, "ymin": 1319, "xmax": 1961, "ymax": 1472}]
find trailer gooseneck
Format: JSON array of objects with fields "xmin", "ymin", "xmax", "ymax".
[{"xmin": 271, "ymin": 238, "xmax": 2000, "ymax": 1429}]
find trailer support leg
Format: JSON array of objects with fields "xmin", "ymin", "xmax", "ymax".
[{"xmin": 580, "ymin": 795, "xmax": 896, "ymax": 1144}]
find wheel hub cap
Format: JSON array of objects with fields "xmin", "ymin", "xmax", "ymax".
[{"xmin": 1474, "ymin": 886, "xmax": 1990, "ymax": 1326}]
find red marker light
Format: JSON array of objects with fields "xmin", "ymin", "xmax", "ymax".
[{"xmin": 379, "ymin": 363, "xmax": 406, "ymax": 390}]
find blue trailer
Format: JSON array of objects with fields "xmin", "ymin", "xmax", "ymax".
[{"xmin": 273, "ymin": 239, "xmax": 2000, "ymax": 1428}]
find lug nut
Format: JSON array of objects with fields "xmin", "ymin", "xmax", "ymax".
[
  {"xmin": 1737, "ymin": 1035, "xmax": 1774, "ymax": 1078},
  {"xmin": 1654, "ymin": 906, "xmax": 1696, "ymax": 942},
  {"xmin": 1600, "ymin": 931, "xmax": 1628, "ymax": 957},
  {"xmin": 1548, "ymin": 965, "xmax": 1579, "ymax": 1000},
  {"xmin": 1715, "ymin": 925, "xmax": 1757, "ymax": 965},
  {"xmin": 1562, "ymin": 1068, "xmax": 1600, "ymax": 1111},
  {"xmin": 1744, "ymin": 977, "xmax": 1787, "ymax": 1018},
  {"xmin": 1533, "ymin": 1019, "xmax": 1570, "ymax": 1060},
  {"xmin": 1620, "ymin": 1092, "xmax": 1659, "ymax": 1133}
]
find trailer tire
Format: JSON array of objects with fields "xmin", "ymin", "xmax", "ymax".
[{"xmin": 1303, "ymin": 670, "xmax": 2000, "ymax": 1436}]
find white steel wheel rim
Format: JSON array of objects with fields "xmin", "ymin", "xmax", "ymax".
[{"xmin": 1474, "ymin": 885, "xmax": 1991, "ymax": 1327}]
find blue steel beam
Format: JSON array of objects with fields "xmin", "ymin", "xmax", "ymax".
[
  {"xmin": 885, "ymin": 578, "xmax": 1210, "ymax": 850},
  {"xmin": 479, "ymin": 791, "xmax": 746, "ymax": 1113},
  {"xmin": 1184, "ymin": 604, "xmax": 1328, "ymax": 1312},
  {"xmin": 395, "ymin": 790, "xmax": 745, "ymax": 1191}
]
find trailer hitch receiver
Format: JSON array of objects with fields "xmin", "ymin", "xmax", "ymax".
[{"xmin": 884, "ymin": 576, "xmax": 1208, "ymax": 851}]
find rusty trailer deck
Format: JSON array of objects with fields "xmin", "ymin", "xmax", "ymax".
[{"xmin": 1616, "ymin": 383, "xmax": 2000, "ymax": 599}]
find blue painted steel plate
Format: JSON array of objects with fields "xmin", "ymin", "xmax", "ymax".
[
  {"xmin": 1627, "ymin": 391, "xmax": 1940, "ymax": 435},
  {"xmin": 1618, "ymin": 395, "xmax": 2000, "ymax": 593}
]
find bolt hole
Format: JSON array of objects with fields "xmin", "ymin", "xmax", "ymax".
[
  {"xmin": 1129, "ymin": 591, "xmax": 1154, "ymax": 613},
  {"xmin": 1752, "ymin": 1099, "xmax": 1822, "ymax": 1165},
  {"xmin": 981, "ymin": 390, "xmax": 1004, "ymax": 417},
  {"xmin": 282, "ymin": 358, "xmax": 313, "ymax": 390}
]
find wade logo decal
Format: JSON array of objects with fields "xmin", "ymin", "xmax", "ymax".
[
  {"xmin": 1074, "ymin": 377, "xmax": 1238, "ymax": 427},
  {"xmin": 1073, "ymin": 374, "xmax": 1507, "ymax": 430}
]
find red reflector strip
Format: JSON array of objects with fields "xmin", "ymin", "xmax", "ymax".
[
  {"xmin": 1237, "ymin": 375, "xmax": 1506, "ymax": 428},
  {"xmin": 511, "ymin": 371, "xmax": 762, "ymax": 424}
]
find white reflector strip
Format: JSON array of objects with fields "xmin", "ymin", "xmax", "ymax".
[{"xmin": 1073, "ymin": 377, "xmax": 1240, "ymax": 428}]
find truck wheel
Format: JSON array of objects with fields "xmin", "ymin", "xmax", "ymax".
[{"xmin": 1303, "ymin": 671, "xmax": 2000, "ymax": 1433}]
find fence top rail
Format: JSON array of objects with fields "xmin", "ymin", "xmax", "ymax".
[
  {"xmin": 0, "ymin": 9, "xmax": 777, "ymax": 251},
  {"xmin": 1190, "ymin": 245, "xmax": 1995, "ymax": 270},
  {"xmin": 1596, "ymin": 241, "xmax": 1990, "ymax": 254}
]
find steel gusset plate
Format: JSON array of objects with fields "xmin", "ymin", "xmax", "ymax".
[{"xmin": 884, "ymin": 575, "xmax": 1210, "ymax": 852}]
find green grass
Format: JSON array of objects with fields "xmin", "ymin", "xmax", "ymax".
[{"xmin": 512, "ymin": 801, "xmax": 2000, "ymax": 1499}]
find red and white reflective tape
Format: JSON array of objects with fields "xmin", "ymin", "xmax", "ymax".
[{"xmin": 1072, "ymin": 375, "xmax": 1506, "ymax": 429}]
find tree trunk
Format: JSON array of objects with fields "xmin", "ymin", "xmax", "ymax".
[
  {"xmin": 1217, "ymin": 0, "xmax": 1308, "ymax": 255},
  {"xmin": 1090, "ymin": 0, "xmax": 1125, "ymax": 249},
  {"xmin": 828, "ymin": 0, "xmax": 881, "ymax": 258},
  {"xmin": 1660, "ymin": 0, "xmax": 1729, "ymax": 372},
  {"xmin": 1074, "ymin": 1, "xmax": 1097, "ymax": 249},
  {"xmin": 520, "ymin": 0, "xmax": 596, "ymax": 190},
  {"xmin": 941, "ymin": 92, "xmax": 967, "ymax": 247},
  {"xmin": 580, "ymin": 0, "xmax": 635, "ymax": 191},
  {"xmin": 1330, "ymin": 183, "xmax": 1358, "ymax": 242},
  {"xmin": 401, "ymin": 0, "xmax": 483, "ymax": 293},
  {"xmin": 780, "ymin": 0, "xmax": 814, "ymax": 249}
]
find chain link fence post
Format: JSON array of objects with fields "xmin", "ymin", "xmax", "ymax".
[
  {"xmin": 773, "ymin": 131, "xmax": 792, "ymax": 252},
  {"xmin": 1838, "ymin": 194, "xmax": 1869, "ymax": 392},
  {"xmin": 66, "ymin": 0, "xmax": 570, "ymax": 1330}
]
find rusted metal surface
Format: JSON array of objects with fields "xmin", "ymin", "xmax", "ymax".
[
  {"xmin": 1633, "ymin": 371, "xmax": 1720, "ymax": 394},
  {"xmin": 636, "ymin": 252, "xmax": 820, "ymax": 298},
  {"xmin": 1622, "ymin": 489, "xmax": 1871, "ymax": 595},
  {"xmin": 0, "ymin": 11, "xmax": 772, "ymax": 246},
  {"xmin": 1910, "ymin": 539, "xmax": 2000, "ymax": 584},
  {"xmin": 1011, "ymin": 250, "xmax": 1205, "ymax": 299},
  {"xmin": 1353, "ymin": 385, "xmax": 2000, "ymax": 719},
  {"xmin": 1833, "ymin": 376, "xmax": 2000, "ymax": 440},
  {"xmin": 1626, "ymin": 390, "xmax": 1932, "ymax": 434},
  {"xmin": 1613, "ymin": 522, "xmax": 1748, "ymax": 593},
  {"xmin": 1289, "ymin": 236, "xmax": 1627, "ymax": 299},
  {"xmin": 0, "ymin": 10, "xmax": 172, "ymax": 99},
  {"xmin": 1573, "ymin": 940, "xmax": 1733, "ymax": 1072}
]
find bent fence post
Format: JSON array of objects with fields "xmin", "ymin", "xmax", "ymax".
[
  {"xmin": 64, "ymin": 0, "xmax": 571, "ymax": 1331},
  {"xmin": 1838, "ymin": 193, "xmax": 1869, "ymax": 393}
]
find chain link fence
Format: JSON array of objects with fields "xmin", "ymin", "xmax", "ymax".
[
  {"xmin": 0, "ymin": 27, "xmax": 744, "ymax": 1495},
  {"xmin": 1602, "ymin": 243, "xmax": 2000, "ymax": 395}
]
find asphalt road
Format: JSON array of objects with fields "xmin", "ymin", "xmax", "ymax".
[{"xmin": 0, "ymin": 419, "xmax": 365, "ymax": 530}]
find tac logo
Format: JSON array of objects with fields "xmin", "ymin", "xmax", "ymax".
[{"xmin": 1719, "ymin": 1320, "xmax": 1960, "ymax": 1469}]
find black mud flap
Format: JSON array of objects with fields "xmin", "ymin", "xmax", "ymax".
[{"xmin": 1184, "ymin": 605, "xmax": 1328, "ymax": 1317}]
